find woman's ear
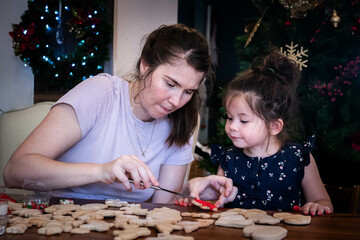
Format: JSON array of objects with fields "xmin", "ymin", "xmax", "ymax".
[
  {"xmin": 140, "ymin": 59, "xmax": 149, "ymax": 75},
  {"xmin": 270, "ymin": 119, "xmax": 284, "ymax": 136}
]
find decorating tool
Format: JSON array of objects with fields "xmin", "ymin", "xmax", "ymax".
[{"xmin": 128, "ymin": 179, "xmax": 193, "ymax": 199}]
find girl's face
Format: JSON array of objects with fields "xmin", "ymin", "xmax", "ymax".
[
  {"xmin": 137, "ymin": 59, "xmax": 204, "ymax": 121},
  {"xmin": 225, "ymin": 95, "xmax": 270, "ymax": 156}
]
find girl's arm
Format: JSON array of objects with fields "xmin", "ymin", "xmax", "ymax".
[{"xmin": 301, "ymin": 154, "xmax": 333, "ymax": 215}]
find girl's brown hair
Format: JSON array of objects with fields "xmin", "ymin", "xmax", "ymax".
[
  {"xmin": 223, "ymin": 50, "xmax": 301, "ymax": 145},
  {"xmin": 133, "ymin": 24, "xmax": 212, "ymax": 147}
]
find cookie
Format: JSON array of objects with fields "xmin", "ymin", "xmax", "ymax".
[
  {"xmin": 70, "ymin": 227, "xmax": 91, "ymax": 234},
  {"xmin": 155, "ymin": 222, "xmax": 176, "ymax": 234},
  {"xmin": 191, "ymin": 199, "xmax": 218, "ymax": 211},
  {"xmin": 113, "ymin": 227, "xmax": 151, "ymax": 240},
  {"xmin": 146, "ymin": 207, "xmax": 182, "ymax": 224},
  {"xmin": 283, "ymin": 214, "xmax": 311, "ymax": 225},
  {"xmin": 79, "ymin": 220, "xmax": 114, "ymax": 232},
  {"xmin": 215, "ymin": 214, "xmax": 254, "ymax": 228},
  {"xmin": 105, "ymin": 199, "xmax": 128, "ymax": 207},
  {"xmin": 78, "ymin": 203, "xmax": 108, "ymax": 211},
  {"xmin": 145, "ymin": 233, "xmax": 195, "ymax": 240},
  {"xmin": 175, "ymin": 221, "xmax": 201, "ymax": 233},
  {"xmin": 272, "ymin": 212, "xmax": 294, "ymax": 221},
  {"xmin": 243, "ymin": 225, "xmax": 288, "ymax": 240},
  {"xmin": 212, "ymin": 211, "xmax": 239, "ymax": 219},
  {"xmin": 243, "ymin": 213, "xmax": 280, "ymax": 225},
  {"xmin": 6, "ymin": 223, "xmax": 29, "ymax": 234}
]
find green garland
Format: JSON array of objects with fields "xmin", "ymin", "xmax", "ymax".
[{"xmin": 9, "ymin": 0, "xmax": 112, "ymax": 91}]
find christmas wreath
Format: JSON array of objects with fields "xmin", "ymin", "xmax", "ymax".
[{"xmin": 9, "ymin": 0, "xmax": 112, "ymax": 91}]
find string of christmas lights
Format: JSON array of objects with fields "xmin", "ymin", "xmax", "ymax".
[{"xmin": 9, "ymin": 0, "xmax": 111, "ymax": 91}]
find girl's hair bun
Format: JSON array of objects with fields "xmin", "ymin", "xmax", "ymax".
[{"xmin": 253, "ymin": 50, "xmax": 301, "ymax": 88}]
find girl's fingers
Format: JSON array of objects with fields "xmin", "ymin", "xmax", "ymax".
[
  {"xmin": 183, "ymin": 198, "xmax": 191, "ymax": 207},
  {"xmin": 324, "ymin": 207, "xmax": 332, "ymax": 214}
]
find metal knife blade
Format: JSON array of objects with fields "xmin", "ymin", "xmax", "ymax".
[{"xmin": 128, "ymin": 179, "xmax": 193, "ymax": 199}]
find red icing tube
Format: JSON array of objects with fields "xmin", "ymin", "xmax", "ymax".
[{"xmin": 194, "ymin": 199, "xmax": 218, "ymax": 211}]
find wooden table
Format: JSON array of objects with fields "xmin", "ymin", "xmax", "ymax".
[{"xmin": 1, "ymin": 197, "xmax": 360, "ymax": 240}]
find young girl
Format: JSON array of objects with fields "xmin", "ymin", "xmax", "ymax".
[{"xmin": 181, "ymin": 50, "xmax": 333, "ymax": 216}]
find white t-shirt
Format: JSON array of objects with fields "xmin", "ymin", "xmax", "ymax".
[{"xmin": 50, "ymin": 73, "xmax": 194, "ymax": 201}]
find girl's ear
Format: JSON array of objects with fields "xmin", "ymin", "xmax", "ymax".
[{"xmin": 270, "ymin": 119, "xmax": 284, "ymax": 136}]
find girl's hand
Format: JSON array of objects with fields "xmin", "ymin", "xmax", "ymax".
[
  {"xmin": 174, "ymin": 184, "xmax": 193, "ymax": 207},
  {"xmin": 100, "ymin": 154, "xmax": 159, "ymax": 191},
  {"xmin": 214, "ymin": 184, "xmax": 238, "ymax": 207},
  {"xmin": 296, "ymin": 202, "xmax": 333, "ymax": 216},
  {"xmin": 175, "ymin": 175, "xmax": 238, "ymax": 207}
]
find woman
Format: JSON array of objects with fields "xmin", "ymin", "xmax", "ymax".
[{"xmin": 4, "ymin": 24, "xmax": 218, "ymax": 203}]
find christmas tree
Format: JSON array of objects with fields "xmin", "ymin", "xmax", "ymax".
[{"xmin": 234, "ymin": 0, "xmax": 360, "ymax": 187}]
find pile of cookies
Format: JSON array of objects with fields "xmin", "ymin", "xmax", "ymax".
[{"xmin": 5, "ymin": 199, "xmax": 311, "ymax": 240}]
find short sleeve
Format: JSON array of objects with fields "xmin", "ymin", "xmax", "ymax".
[
  {"xmin": 55, "ymin": 74, "xmax": 116, "ymax": 138},
  {"xmin": 211, "ymin": 144, "xmax": 227, "ymax": 171},
  {"xmin": 300, "ymin": 135, "xmax": 316, "ymax": 167},
  {"xmin": 163, "ymin": 136, "xmax": 194, "ymax": 166}
]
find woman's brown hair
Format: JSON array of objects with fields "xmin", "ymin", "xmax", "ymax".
[{"xmin": 132, "ymin": 24, "xmax": 212, "ymax": 147}]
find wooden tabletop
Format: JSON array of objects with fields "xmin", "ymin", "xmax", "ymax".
[{"xmin": 1, "ymin": 197, "xmax": 360, "ymax": 240}]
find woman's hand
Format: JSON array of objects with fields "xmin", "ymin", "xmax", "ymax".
[
  {"xmin": 100, "ymin": 154, "xmax": 159, "ymax": 191},
  {"xmin": 297, "ymin": 201, "xmax": 333, "ymax": 216},
  {"xmin": 175, "ymin": 175, "xmax": 238, "ymax": 207}
]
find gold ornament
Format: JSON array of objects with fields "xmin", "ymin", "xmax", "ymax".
[
  {"xmin": 280, "ymin": 42, "xmax": 308, "ymax": 71},
  {"xmin": 330, "ymin": 10, "xmax": 341, "ymax": 28},
  {"xmin": 279, "ymin": 0, "xmax": 323, "ymax": 18},
  {"xmin": 244, "ymin": 16, "xmax": 263, "ymax": 48}
]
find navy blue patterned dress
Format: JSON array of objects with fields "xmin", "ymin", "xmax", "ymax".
[{"xmin": 211, "ymin": 136, "xmax": 315, "ymax": 211}]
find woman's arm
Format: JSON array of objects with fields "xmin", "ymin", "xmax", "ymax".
[
  {"xmin": 301, "ymin": 154, "xmax": 333, "ymax": 215},
  {"xmin": 4, "ymin": 103, "xmax": 158, "ymax": 191},
  {"xmin": 151, "ymin": 164, "xmax": 188, "ymax": 203}
]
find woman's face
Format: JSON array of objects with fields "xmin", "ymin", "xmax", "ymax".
[{"xmin": 137, "ymin": 59, "xmax": 204, "ymax": 121}]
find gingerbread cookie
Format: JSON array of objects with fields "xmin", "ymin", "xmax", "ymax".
[
  {"xmin": 105, "ymin": 199, "xmax": 128, "ymax": 207},
  {"xmin": 70, "ymin": 227, "xmax": 91, "ymax": 234},
  {"xmin": 145, "ymin": 233, "xmax": 195, "ymax": 240},
  {"xmin": 6, "ymin": 223, "xmax": 29, "ymax": 234},
  {"xmin": 191, "ymin": 199, "xmax": 218, "ymax": 211},
  {"xmin": 80, "ymin": 220, "xmax": 114, "ymax": 232},
  {"xmin": 283, "ymin": 214, "xmax": 311, "ymax": 225},
  {"xmin": 78, "ymin": 203, "xmax": 108, "ymax": 211},
  {"xmin": 113, "ymin": 227, "xmax": 151, "ymax": 240},
  {"xmin": 215, "ymin": 214, "xmax": 254, "ymax": 228},
  {"xmin": 243, "ymin": 225, "xmax": 288, "ymax": 240},
  {"xmin": 272, "ymin": 212, "xmax": 294, "ymax": 221},
  {"xmin": 146, "ymin": 207, "xmax": 182, "ymax": 224},
  {"xmin": 175, "ymin": 221, "xmax": 202, "ymax": 233},
  {"xmin": 243, "ymin": 213, "xmax": 280, "ymax": 225}
]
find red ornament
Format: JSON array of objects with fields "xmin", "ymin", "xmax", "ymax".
[
  {"xmin": 9, "ymin": 23, "xmax": 38, "ymax": 55},
  {"xmin": 31, "ymin": 201, "xmax": 38, "ymax": 209},
  {"xmin": 70, "ymin": 8, "xmax": 100, "ymax": 26},
  {"xmin": 350, "ymin": 132, "xmax": 360, "ymax": 151},
  {"xmin": 284, "ymin": 20, "xmax": 291, "ymax": 27}
]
